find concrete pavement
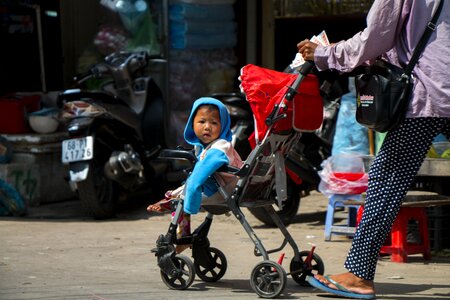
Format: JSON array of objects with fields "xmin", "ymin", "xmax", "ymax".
[{"xmin": 1, "ymin": 191, "xmax": 450, "ymax": 300}]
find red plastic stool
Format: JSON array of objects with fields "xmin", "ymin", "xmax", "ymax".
[{"xmin": 357, "ymin": 206, "xmax": 431, "ymax": 263}]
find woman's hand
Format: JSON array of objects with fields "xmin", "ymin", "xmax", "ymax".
[{"xmin": 297, "ymin": 39, "xmax": 318, "ymax": 61}]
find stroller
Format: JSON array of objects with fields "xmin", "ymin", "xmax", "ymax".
[{"xmin": 152, "ymin": 61, "xmax": 325, "ymax": 298}]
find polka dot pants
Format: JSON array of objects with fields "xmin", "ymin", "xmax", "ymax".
[{"xmin": 344, "ymin": 117, "xmax": 450, "ymax": 280}]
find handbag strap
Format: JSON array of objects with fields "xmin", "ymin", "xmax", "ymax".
[{"xmin": 404, "ymin": 0, "xmax": 444, "ymax": 76}]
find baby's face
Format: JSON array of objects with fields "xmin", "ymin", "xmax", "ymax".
[{"xmin": 193, "ymin": 106, "xmax": 221, "ymax": 145}]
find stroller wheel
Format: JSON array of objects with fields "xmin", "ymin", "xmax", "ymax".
[
  {"xmin": 194, "ymin": 247, "xmax": 227, "ymax": 282},
  {"xmin": 250, "ymin": 260, "xmax": 287, "ymax": 298},
  {"xmin": 289, "ymin": 250, "xmax": 325, "ymax": 286},
  {"xmin": 160, "ymin": 254, "xmax": 195, "ymax": 290}
]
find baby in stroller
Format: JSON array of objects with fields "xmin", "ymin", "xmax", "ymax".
[
  {"xmin": 148, "ymin": 97, "xmax": 243, "ymax": 253},
  {"xmin": 151, "ymin": 62, "xmax": 325, "ymax": 298}
]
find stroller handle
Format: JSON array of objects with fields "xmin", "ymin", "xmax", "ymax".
[
  {"xmin": 265, "ymin": 60, "xmax": 315, "ymax": 126},
  {"xmin": 284, "ymin": 60, "xmax": 315, "ymax": 102},
  {"xmin": 299, "ymin": 60, "xmax": 315, "ymax": 76}
]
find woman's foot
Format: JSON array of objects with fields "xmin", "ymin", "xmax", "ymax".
[
  {"xmin": 314, "ymin": 272, "xmax": 375, "ymax": 295},
  {"xmin": 146, "ymin": 198, "xmax": 174, "ymax": 213}
]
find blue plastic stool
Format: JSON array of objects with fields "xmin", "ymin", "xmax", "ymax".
[{"xmin": 324, "ymin": 194, "xmax": 363, "ymax": 241}]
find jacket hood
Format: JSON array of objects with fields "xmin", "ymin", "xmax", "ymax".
[{"xmin": 184, "ymin": 97, "xmax": 232, "ymax": 146}]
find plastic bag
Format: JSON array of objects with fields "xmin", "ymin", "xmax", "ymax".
[
  {"xmin": 0, "ymin": 178, "xmax": 27, "ymax": 216},
  {"xmin": 332, "ymin": 78, "xmax": 369, "ymax": 155},
  {"xmin": 126, "ymin": 9, "xmax": 160, "ymax": 54},
  {"xmin": 0, "ymin": 136, "xmax": 13, "ymax": 164},
  {"xmin": 318, "ymin": 154, "xmax": 368, "ymax": 197}
]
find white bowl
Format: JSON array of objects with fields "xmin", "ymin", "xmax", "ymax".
[{"xmin": 29, "ymin": 115, "xmax": 59, "ymax": 134}]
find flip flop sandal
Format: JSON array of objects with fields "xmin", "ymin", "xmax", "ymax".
[{"xmin": 307, "ymin": 275, "xmax": 376, "ymax": 299}]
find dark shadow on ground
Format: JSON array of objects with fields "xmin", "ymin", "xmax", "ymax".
[
  {"xmin": 188, "ymin": 279, "xmax": 450, "ymax": 299},
  {"xmin": 0, "ymin": 193, "xmax": 153, "ymax": 222},
  {"xmin": 190, "ymin": 278, "xmax": 307, "ymax": 299},
  {"xmin": 250, "ymin": 210, "xmax": 327, "ymax": 230},
  {"xmin": 292, "ymin": 210, "xmax": 327, "ymax": 226}
]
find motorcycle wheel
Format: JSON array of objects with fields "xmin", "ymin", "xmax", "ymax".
[
  {"xmin": 247, "ymin": 179, "xmax": 300, "ymax": 227},
  {"xmin": 77, "ymin": 160, "xmax": 118, "ymax": 219}
]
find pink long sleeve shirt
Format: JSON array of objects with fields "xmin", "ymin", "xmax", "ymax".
[{"xmin": 314, "ymin": 0, "xmax": 450, "ymax": 118}]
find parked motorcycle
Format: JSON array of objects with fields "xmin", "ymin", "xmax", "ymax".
[
  {"xmin": 58, "ymin": 51, "xmax": 174, "ymax": 219},
  {"xmin": 210, "ymin": 74, "xmax": 340, "ymax": 226}
]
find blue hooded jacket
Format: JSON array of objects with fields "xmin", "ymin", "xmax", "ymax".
[{"xmin": 183, "ymin": 97, "xmax": 238, "ymax": 214}]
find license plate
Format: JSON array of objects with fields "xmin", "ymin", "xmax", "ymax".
[{"xmin": 62, "ymin": 136, "xmax": 94, "ymax": 163}]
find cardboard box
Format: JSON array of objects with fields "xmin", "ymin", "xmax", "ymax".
[{"xmin": 0, "ymin": 94, "xmax": 41, "ymax": 134}]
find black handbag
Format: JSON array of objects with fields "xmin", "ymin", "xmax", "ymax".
[{"xmin": 354, "ymin": 0, "xmax": 443, "ymax": 133}]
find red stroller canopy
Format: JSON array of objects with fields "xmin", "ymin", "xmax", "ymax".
[{"xmin": 239, "ymin": 64, "xmax": 323, "ymax": 143}]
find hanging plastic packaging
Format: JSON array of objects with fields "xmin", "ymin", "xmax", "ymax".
[
  {"xmin": 332, "ymin": 79, "xmax": 369, "ymax": 155},
  {"xmin": 318, "ymin": 154, "xmax": 368, "ymax": 197}
]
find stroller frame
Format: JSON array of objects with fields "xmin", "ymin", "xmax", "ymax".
[{"xmin": 152, "ymin": 62, "xmax": 325, "ymax": 298}]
